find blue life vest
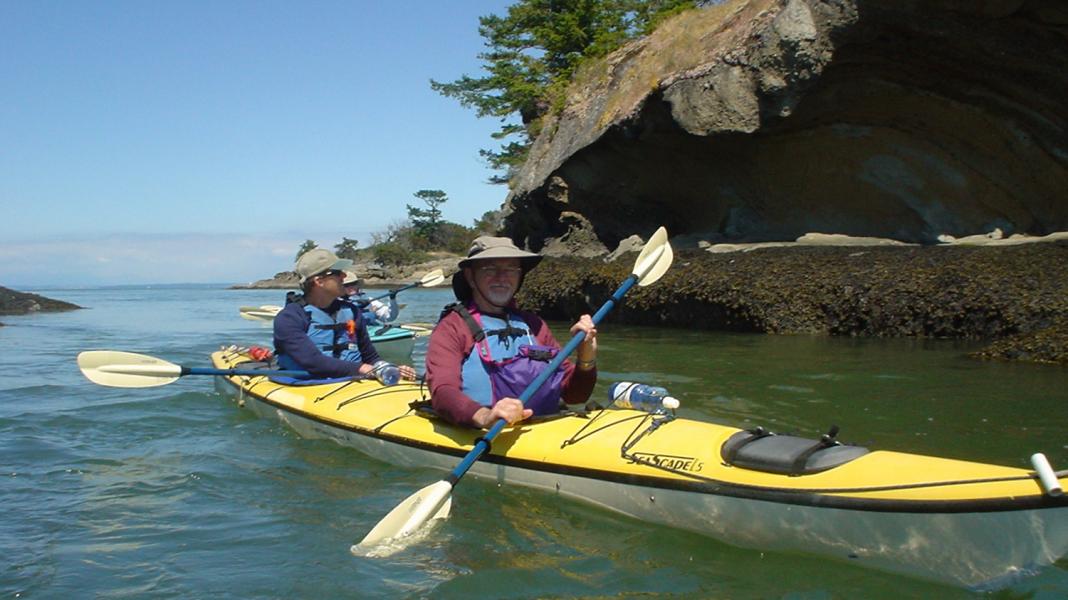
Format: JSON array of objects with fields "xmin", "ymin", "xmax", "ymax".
[
  {"xmin": 277, "ymin": 300, "xmax": 364, "ymax": 370},
  {"xmin": 448, "ymin": 303, "xmax": 565, "ymax": 416}
]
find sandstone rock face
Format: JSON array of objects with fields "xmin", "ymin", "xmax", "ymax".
[{"xmin": 502, "ymin": 0, "xmax": 1068, "ymax": 253}]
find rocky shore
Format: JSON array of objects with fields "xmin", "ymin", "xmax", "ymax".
[
  {"xmin": 230, "ymin": 256, "xmax": 460, "ymax": 290},
  {"xmin": 0, "ymin": 286, "xmax": 82, "ymax": 326},
  {"xmin": 231, "ymin": 240, "xmax": 1068, "ymax": 365},
  {"xmin": 518, "ymin": 240, "xmax": 1068, "ymax": 365}
]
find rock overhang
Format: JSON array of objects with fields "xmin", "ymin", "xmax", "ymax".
[{"xmin": 501, "ymin": 0, "xmax": 1068, "ymax": 254}]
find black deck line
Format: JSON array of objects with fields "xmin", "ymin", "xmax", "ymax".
[{"xmin": 220, "ymin": 376, "xmax": 1068, "ymax": 515}]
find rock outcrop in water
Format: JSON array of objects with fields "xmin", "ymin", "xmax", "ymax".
[
  {"xmin": 517, "ymin": 241, "xmax": 1068, "ymax": 364},
  {"xmin": 0, "ymin": 286, "xmax": 82, "ymax": 323},
  {"xmin": 501, "ymin": 0, "xmax": 1068, "ymax": 254}
]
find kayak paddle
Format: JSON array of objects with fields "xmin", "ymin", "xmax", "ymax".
[
  {"xmin": 237, "ymin": 270, "xmax": 445, "ymax": 322},
  {"xmin": 77, "ymin": 350, "xmax": 308, "ymax": 388},
  {"xmin": 352, "ymin": 226, "xmax": 674, "ymax": 555},
  {"xmin": 361, "ymin": 269, "xmax": 446, "ymax": 305}
]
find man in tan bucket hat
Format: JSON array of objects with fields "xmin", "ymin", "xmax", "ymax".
[{"xmin": 425, "ymin": 236, "xmax": 597, "ymax": 428}]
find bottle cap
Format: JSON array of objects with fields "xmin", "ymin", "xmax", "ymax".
[
  {"xmin": 663, "ymin": 397, "xmax": 680, "ymax": 410},
  {"xmin": 608, "ymin": 382, "xmax": 635, "ymax": 401}
]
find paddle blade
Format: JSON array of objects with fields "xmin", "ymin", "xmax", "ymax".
[
  {"xmin": 399, "ymin": 323, "xmax": 434, "ymax": 338},
  {"xmin": 238, "ymin": 307, "xmax": 267, "ymax": 321},
  {"xmin": 633, "ymin": 226, "xmax": 673, "ymax": 287},
  {"xmin": 77, "ymin": 351, "xmax": 182, "ymax": 388},
  {"xmin": 352, "ymin": 479, "xmax": 453, "ymax": 557},
  {"xmin": 419, "ymin": 269, "xmax": 446, "ymax": 288},
  {"xmin": 238, "ymin": 305, "xmax": 281, "ymax": 322}
]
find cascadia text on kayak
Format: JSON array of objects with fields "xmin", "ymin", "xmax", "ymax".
[{"xmin": 629, "ymin": 452, "xmax": 704, "ymax": 472}]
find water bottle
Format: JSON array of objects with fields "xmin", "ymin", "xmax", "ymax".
[
  {"xmin": 372, "ymin": 360, "xmax": 400, "ymax": 386},
  {"xmin": 608, "ymin": 381, "xmax": 680, "ymax": 412}
]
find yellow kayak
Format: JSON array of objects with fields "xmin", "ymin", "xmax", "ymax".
[{"xmin": 211, "ymin": 347, "xmax": 1068, "ymax": 589}]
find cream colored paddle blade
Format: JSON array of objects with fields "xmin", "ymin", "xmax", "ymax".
[
  {"xmin": 77, "ymin": 350, "xmax": 182, "ymax": 388},
  {"xmin": 400, "ymin": 323, "xmax": 434, "ymax": 337},
  {"xmin": 351, "ymin": 480, "xmax": 453, "ymax": 557},
  {"xmin": 238, "ymin": 306, "xmax": 265, "ymax": 321},
  {"xmin": 239, "ymin": 305, "xmax": 281, "ymax": 322},
  {"xmin": 634, "ymin": 226, "xmax": 673, "ymax": 286},
  {"xmin": 419, "ymin": 269, "xmax": 446, "ymax": 288}
]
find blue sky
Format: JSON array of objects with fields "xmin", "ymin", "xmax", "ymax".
[{"xmin": 1, "ymin": 0, "xmax": 516, "ymax": 287}]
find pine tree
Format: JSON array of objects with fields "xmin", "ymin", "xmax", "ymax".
[
  {"xmin": 334, "ymin": 237, "xmax": 360, "ymax": 261},
  {"xmin": 295, "ymin": 240, "xmax": 318, "ymax": 262},
  {"xmin": 432, "ymin": 0, "xmax": 695, "ymax": 183}
]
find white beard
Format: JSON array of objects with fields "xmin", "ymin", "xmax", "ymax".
[{"xmin": 480, "ymin": 283, "xmax": 515, "ymax": 308}]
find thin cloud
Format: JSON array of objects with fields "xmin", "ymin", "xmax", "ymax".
[{"xmin": 0, "ymin": 231, "xmax": 372, "ymax": 287}]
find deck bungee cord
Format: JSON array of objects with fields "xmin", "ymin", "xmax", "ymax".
[{"xmin": 608, "ymin": 420, "xmax": 1068, "ymax": 497}]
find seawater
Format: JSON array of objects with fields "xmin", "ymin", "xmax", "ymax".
[{"xmin": 2, "ymin": 285, "xmax": 1067, "ymax": 598}]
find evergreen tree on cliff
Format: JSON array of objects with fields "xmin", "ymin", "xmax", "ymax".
[{"xmin": 432, "ymin": 0, "xmax": 694, "ymax": 184}]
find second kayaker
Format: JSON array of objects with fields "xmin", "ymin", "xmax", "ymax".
[
  {"xmin": 273, "ymin": 248, "xmax": 416, "ymax": 382},
  {"xmin": 342, "ymin": 271, "xmax": 400, "ymax": 327},
  {"xmin": 425, "ymin": 236, "xmax": 598, "ymax": 428}
]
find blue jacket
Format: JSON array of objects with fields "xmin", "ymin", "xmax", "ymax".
[{"xmin": 273, "ymin": 298, "xmax": 381, "ymax": 378}]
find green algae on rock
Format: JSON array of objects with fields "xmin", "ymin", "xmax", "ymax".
[{"xmin": 517, "ymin": 242, "xmax": 1068, "ymax": 365}]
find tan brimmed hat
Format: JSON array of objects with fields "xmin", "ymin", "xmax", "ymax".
[
  {"xmin": 295, "ymin": 249, "xmax": 353, "ymax": 283},
  {"xmin": 452, "ymin": 236, "xmax": 542, "ymax": 301},
  {"xmin": 457, "ymin": 236, "xmax": 542, "ymax": 269}
]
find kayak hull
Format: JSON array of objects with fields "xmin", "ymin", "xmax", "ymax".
[
  {"xmin": 210, "ymin": 349, "xmax": 1068, "ymax": 589},
  {"xmin": 366, "ymin": 325, "xmax": 418, "ymax": 364}
]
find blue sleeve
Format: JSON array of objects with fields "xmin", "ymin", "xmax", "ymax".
[{"xmin": 272, "ymin": 303, "xmax": 362, "ymax": 378}]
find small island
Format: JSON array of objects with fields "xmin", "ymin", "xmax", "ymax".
[{"xmin": 0, "ymin": 285, "xmax": 82, "ymax": 326}]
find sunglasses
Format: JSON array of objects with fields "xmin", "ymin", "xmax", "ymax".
[{"xmin": 318, "ymin": 269, "xmax": 344, "ymax": 279}]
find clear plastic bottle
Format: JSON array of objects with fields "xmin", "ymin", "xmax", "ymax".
[
  {"xmin": 608, "ymin": 381, "xmax": 680, "ymax": 412},
  {"xmin": 372, "ymin": 360, "xmax": 400, "ymax": 386}
]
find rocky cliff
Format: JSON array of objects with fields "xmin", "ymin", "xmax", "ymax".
[{"xmin": 502, "ymin": 0, "xmax": 1068, "ymax": 254}]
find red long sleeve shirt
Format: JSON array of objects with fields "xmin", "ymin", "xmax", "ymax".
[{"xmin": 424, "ymin": 309, "xmax": 597, "ymax": 427}]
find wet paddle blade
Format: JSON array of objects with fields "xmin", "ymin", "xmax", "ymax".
[
  {"xmin": 352, "ymin": 479, "xmax": 453, "ymax": 556},
  {"xmin": 634, "ymin": 226, "xmax": 673, "ymax": 286},
  {"xmin": 77, "ymin": 350, "xmax": 183, "ymax": 388}
]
